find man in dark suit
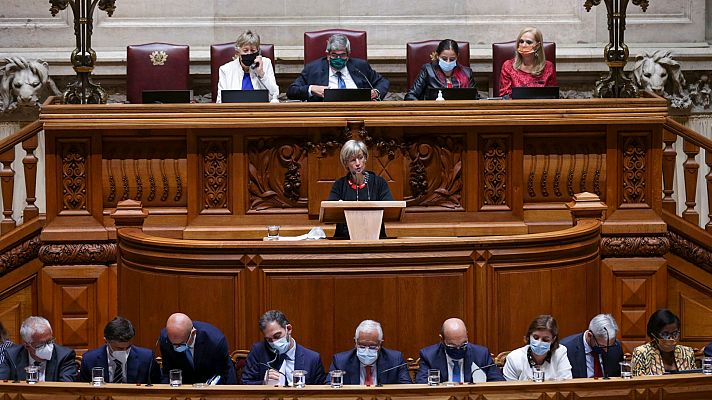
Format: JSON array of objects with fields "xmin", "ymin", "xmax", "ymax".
[
  {"xmin": 79, "ymin": 316, "xmax": 160, "ymax": 384},
  {"xmin": 0, "ymin": 316, "xmax": 76, "ymax": 382},
  {"xmin": 242, "ymin": 310, "xmax": 326, "ymax": 385},
  {"xmin": 329, "ymin": 319, "xmax": 411, "ymax": 385},
  {"xmin": 159, "ymin": 313, "xmax": 236, "ymax": 385},
  {"xmin": 287, "ymin": 33, "xmax": 389, "ymax": 101},
  {"xmin": 560, "ymin": 313, "xmax": 624, "ymax": 378},
  {"xmin": 705, "ymin": 341, "xmax": 712, "ymax": 357},
  {"xmin": 415, "ymin": 318, "xmax": 504, "ymax": 383}
]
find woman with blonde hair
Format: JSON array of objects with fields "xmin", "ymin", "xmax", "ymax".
[
  {"xmin": 216, "ymin": 30, "xmax": 279, "ymax": 102},
  {"xmin": 498, "ymin": 27, "xmax": 557, "ymax": 97}
]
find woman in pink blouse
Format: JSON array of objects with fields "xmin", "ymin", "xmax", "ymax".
[{"xmin": 498, "ymin": 27, "xmax": 557, "ymax": 98}]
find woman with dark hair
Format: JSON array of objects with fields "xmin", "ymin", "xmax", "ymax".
[
  {"xmin": 631, "ymin": 309, "xmax": 695, "ymax": 376},
  {"xmin": 405, "ymin": 39, "xmax": 478, "ymax": 100},
  {"xmin": 498, "ymin": 26, "xmax": 557, "ymax": 97},
  {"xmin": 503, "ymin": 314, "xmax": 572, "ymax": 381}
]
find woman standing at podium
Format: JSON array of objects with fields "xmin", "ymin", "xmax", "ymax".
[
  {"xmin": 328, "ymin": 140, "xmax": 394, "ymax": 239},
  {"xmin": 498, "ymin": 27, "xmax": 557, "ymax": 98}
]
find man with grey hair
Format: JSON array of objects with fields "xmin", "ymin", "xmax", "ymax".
[
  {"xmin": 0, "ymin": 316, "xmax": 77, "ymax": 381},
  {"xmin": 287, "ymin": 33, "xmax": 389, "ymax": 101},
  {"xmin": 329, "ymin": 319, "xmax": 411, "ymax": 385},
  {"xmin": 561, "ymin": 313, "xmax": 624, "ymax": 378}
]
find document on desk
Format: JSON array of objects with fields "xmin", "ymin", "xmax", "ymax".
[
  {"xmin": 266, "ymin": 227, "xmax": 326, "ymax": 241},
  {"xmin": 471, "ymin": 362, "xmax": 487, "ymax": 383}
]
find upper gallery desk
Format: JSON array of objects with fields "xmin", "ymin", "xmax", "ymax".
[
  {"xmin": 1, "ymin": 374, "xmax": 711, "ymax": 399},
  {"xmin": 38, "ymin": 96, "xmax": 668, "ymax": 240}
]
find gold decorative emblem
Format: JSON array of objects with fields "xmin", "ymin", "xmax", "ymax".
[{"xmin": 149, "ymin": 50, "xmax": 168, "ymax": 66}]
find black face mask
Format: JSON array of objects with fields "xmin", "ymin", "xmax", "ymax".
[{"xmin": 241, "ymin": 52, "xmax": 259, "ymax": 66}]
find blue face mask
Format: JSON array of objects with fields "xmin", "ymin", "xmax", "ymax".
[
  {"xmin": 443, "ymin": 343, "xmax": 467, "ymax": 360},
  {"xmin": 357, "ymin": 347, "xmax": 378, "ymax": 365},
  {"xmin": 529, "ymin": 337, "xmax": 551, "ymax": 356},
  {"xmin": 173, "ymin": 330, "xmax": 194, "ymax": 353},
  {"xmin": 269, "ymin": 334, "xmax": 291, "ymax": 355},
  {"xmin": 438, "ymin": 59, "xmax": 457, "ymax": 73}
]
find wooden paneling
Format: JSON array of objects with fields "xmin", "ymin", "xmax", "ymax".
[{"xmin": 666, "ymin": 252, "xmax": 712, "ymax": 349}]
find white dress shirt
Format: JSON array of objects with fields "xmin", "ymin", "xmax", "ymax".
[
  {"xmin": 503, "ymin": 345, "xmax": 573, "ymax": 381},
  {"xmin": 216, "ymin": 57, "xmax": 279, "ymax": 102},
  {"xmin": 582, "ymin": 336, "xmax": 606, "ymax": 378},
  {"xmin": 328, "ymin": 66, "xmax": 357, "ymax": 89}
]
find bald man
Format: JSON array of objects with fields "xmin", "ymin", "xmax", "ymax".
[
  {"xmin": 158, "ymin": 313, "xmax": 236, "ymax": 385},
  {"xmin": 415, "ymin": 318, "xmax": 504, "ymax": 383}
]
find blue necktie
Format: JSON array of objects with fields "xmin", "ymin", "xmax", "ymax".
[
  {"xmin": 452, "ymin": 361, "xmax": 461, "ymax": 383},
  {"xmin": 336, "ymin": 71, "xmax": 346, "ymax": 89},
  {"xmin": 186, "ymin": 348, "xmax": 194, "ymax": 369}
]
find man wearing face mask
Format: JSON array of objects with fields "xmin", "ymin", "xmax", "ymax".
[
  {"xmin": 242, "ymin": 310, "xmax": 326, "ymax": 385},
  {"xmin": 287, "ymin": 34, "xmax": 389, "ymax": 101},
  {"xmin": 79, "ymin": 316, "xmax": 161, "ymax": 384},
  {"xmin": 415, "ymin": 318, "xmax": 504, "ymax": 383},
  {"xmin": 158, "ymin": 313, "xmax": 236, "ymax": 384},
  {"xmin": 560, "ymin": 314, "xmax": 624, "ymax": 378},
  {"xmin": 329, "ymin": 320, "xmax": 411, "ymax": 385},
  {"xmin": 0, "ymin": 316, "xmax": 76, "ymax": 382}
]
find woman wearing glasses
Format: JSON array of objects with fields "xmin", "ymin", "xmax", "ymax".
[
  {"xmin": 498, "ymin": 27, "xmax": 557, "ymax": 98},
  {"xmin": 405, "ymin": 39, "xmax": 478, "ymax": 100},
  {"xmin": 631, "ymin": 309, "xmax": 695, "ymax": 376},
  {"xmin": 503, "ymin": 314, "xmax": 572, "ymax": 381}
]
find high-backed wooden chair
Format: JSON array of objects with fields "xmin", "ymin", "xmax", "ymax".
[
  {"xmin": 491, "ymin": 40, "xmax": 556, "ymax": 97},
  {"xmin": 209, "ymin": 42, "xmax": 276, "ymax": 103},
  {"xmin": 406, "ymin": 40, "xmax": 470, "ymax": 89},
  {"xmin": 126, "ymin": 42, "xmax": 190, "ymax": 104},
  {"xmin": 303, "ymin": 29, "xmax": 367, "ymax": 65},
  {"xmin": 406, "ymin": 356, "xmax": 420, "ymax": 382},
  {"xmin": 230, "ymin": 349, "xmax": 250, "ymax": 384}
]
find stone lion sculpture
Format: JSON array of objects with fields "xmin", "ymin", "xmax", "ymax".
[
  {"xmin": 1, "ymin": 57, "xmax": 62, "ymax": 112},
  {"xmin": 632, "ymin": 50, "xmax": 691, "ymax": 110}
]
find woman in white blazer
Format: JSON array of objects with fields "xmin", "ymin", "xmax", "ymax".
[{"xmin": 216, "ymin": 30, "xmax": 279, "ymax": 103}]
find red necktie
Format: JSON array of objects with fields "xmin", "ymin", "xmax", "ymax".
[
  {"xmin": 365, "ymin": 365, "xmax": 373, "ymax": 386},
  {"xmin": 592, "ymin": 353, "xmax": 603, "ymax": 378}
]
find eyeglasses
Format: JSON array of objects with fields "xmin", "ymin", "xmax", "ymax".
[
  {"xmin": 443, "ymin": 341, "xmax": 468, "ymax": 351},
  {"xmin": 328, "ymin": 53, "xmax": 349, "ymax": 60},
  {"xmin": 356, "ymin": 344, "xmax": 381, "ymax": 351},
  {"xmin": 657, "ymin": 330, "xmax": 680, "ymax": 340},
  {"xmin": 27, "ymin": 338, "xmax": 55, "ymax": 350},
  {"xmin": 518, "ymin": 39, "xmax": 537, "ymax": 46}
]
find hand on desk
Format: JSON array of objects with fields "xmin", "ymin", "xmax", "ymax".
[
  {"xmin": 310, "ymin": 85, "xmax": 327, "ymax": 98},
  {"xmin": 264, "ymin": 368, "xmax": 282, "ymax": 385}
]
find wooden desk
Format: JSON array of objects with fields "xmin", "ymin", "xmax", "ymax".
[{"xmin": 1, "ymin": 374, "xmax": 711, "ymax": 399}]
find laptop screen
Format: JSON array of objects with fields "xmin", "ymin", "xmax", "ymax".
[
  {"xmin": 323, "ymin": 88, "xmax": 371, "ymax": 102},
  {"xmin": 510, "ymin": 86, "xmax": 559, "ymax": 100},
  {"xmin": 142, "ymin": 90, "xmax": 193, "ymax": 104},
  {"xmin": 221, "ymin": 89, "xmax": 270, "ymax": 103}
]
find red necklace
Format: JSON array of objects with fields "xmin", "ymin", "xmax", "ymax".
[{"xmin": 348, "ymin": 179, "xmax": 366, "ymax": 190}]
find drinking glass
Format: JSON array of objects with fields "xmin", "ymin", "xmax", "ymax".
[
  {"xmin": 619, "ymin": 361, "xmax": 633, "ymax": 379},
  {"xmin": 266, "ymin": 225, "xmax": 280, "ymax": 240},
  {"xmin": 169, "ymin": 369, "xmax": 182, "ymax": 387},
  {"xmin": 24, "ymin": 366, "xmax": 39, "ymax": 384},
  {"xmin": 91, "ymin": 367, "xmax": 105, "ymax": 386},
  {"xmin": 330, "ymin": 369, "xmax": 344, "ymax": 388},
  {"xmin": 427, "ymin": 369, "xmax": 440, "ymax": 386},
  {"xmin": 532, "ymin": 365, "xmax": 545, "ymax": 382},
  {"xmin": 292, "ymin": 369, "xmax": 307, "ymax": 388},
  {"xmin": 703, "ymin": 357, "xmax": 712, "ymax": 376}
]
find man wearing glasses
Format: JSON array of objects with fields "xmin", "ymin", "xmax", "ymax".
[
  {"xmin": 158, "ymin": 313, "xmax": 236, "ymax": 384},
  {"xmin": 0, "ymin": 316, "xmax": 77, "ymax": 381},
  {"xmin": 560, "ymin": 314, "xmax": 624, "ymax": 378},
  {"xmin": 329, "ymin": 320, "xmax": 411, "ymax": 385},
  {"xmin": 415, "ymin": 318, "xmax": 504, "ymax": 383},
  {"xmin": 287, "ymin": 33, "xmax": 389, "ymax": 101}
]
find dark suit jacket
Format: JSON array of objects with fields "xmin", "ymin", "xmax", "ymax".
[
  {"xmin": 287, "ymin": 57, "xmax": 390, "ymax": 101},
  {"xmin": 415, "ymin": 343, "xmax": 504, "ymax": 383},
  {"xmin": 329, "ymin": 347, "xmax": 411, "ymax": 384},
  {"xmin": 704, "ymin": 342, "xmax": 711, "ymax": 357},
  {"xmin": 79, "ymin": 344, "xmax": 161, "ymax": 384},
  {"xmin": 0, "ymin": 343, "xmax": 77, "ymax": 382},
  {"xmin": 158, "ymin": 320, "xmax": 236, "ymax": 384},
  {"xmin": 405, "ymin": 63, "xmax": 478, "ymax": 100},
  {"xmin": 241, "ymin": 340, "xmax": 326, "ymax": 385},
  {"xmin": 560, "ymin": 332, "xmax": 623, "ymax": 378}
]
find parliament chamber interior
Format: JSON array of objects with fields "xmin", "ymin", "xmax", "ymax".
[{"xmin": 0, "ymin": 1, "xmax": 712, "ymax": 398}]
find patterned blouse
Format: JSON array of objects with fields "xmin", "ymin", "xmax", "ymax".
[
  {"xmin": 631, "ymin": 342, "xmax": 696, "ymax": 376},
  {"xmin": 498, "ymin": 59, "xmax": 557, "ymax": 97}
]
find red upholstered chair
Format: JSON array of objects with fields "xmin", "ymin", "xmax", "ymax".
[
  {"xmin": 210, "ymin": 42, "xmax": 275, "ymax": 103},
  {"xmin": 492, "ymin": 40, "xmax": 556, "ymax": 97},
  {"xmin": 126, "ymin": 43, "xmax": 190, "ymax": 104},
  {"xmin": 406, "ymin": 40, "xmax": 470, "ymax": 89},
  {"xmin": 303, "ymin": 29, "xmax": 367, "ymax": 65}
]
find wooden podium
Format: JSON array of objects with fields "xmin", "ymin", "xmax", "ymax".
[{"xmin": 319, "ymin": 201, "xmax": 406, "ymax": 240}]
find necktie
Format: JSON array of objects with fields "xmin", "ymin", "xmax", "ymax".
[
  {"xmin": 186, "ymin": 348, "xmax": 194, "ymax": 369},
  {"xmin": 592, "ymin": 353, "xmax": 603, "ymax": 378},
  {"xmin": 112, "ymin": 359, "xmax": 124, "ymax": 383},
  {"xmin": 364, "ymin": 365, "xmax": 373, "ymax": 386},
  {"xmin": 452, "ymin": 360, "xmax": 461, "ymax": 383},
  {"xmin": 335, "ymin": 71, "xmax": 346, "ymax": 89}
]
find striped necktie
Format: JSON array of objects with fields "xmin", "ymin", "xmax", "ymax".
[{"xmin": 112, "ymin": 359, "xmax": 124, "ymax": 383}]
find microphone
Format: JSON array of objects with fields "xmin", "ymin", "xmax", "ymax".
[
  {"xmin": 145, "ymin": 337, "xmax": 161, "ymax": 387},
  {"xmin": 375, "ymin": 362, "xmax": 408, "ymax": 387},
  {"xmin": 352, "ymin": 171, "xmax": 360, "ymax": 201},
  {"xmin": 3, "ymin": 347, "xmax": 19, "ymax": 383},
  {"xmin": 352, "ymin": 67, "xmax": 381, "ymax": 101},
  {"xmin": 602, "ymin": 327, "xmax": 610, "ymax": 380},
  {"xmin": 471, "ymin": 362, "xmax": 497, "ymax": 372},
  {"xmin": 363, "ymin": 171, "xmax": 370, "ymax": 200}
]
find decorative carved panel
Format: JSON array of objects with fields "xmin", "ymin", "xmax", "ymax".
[
  {"xmin": 200, "ymin": 138, "xmax": 230, "ymax": 213},
  {"xmin": 601, "ymin": 235, "xmax": 670, "ymax": 257},
  {"xmin": 620, "ymin": 134, "xmax": 649, "ymax": 205},
  {"xmin": 403, "ymin": 136, "xmax": 463, "ymax": 209},
  {"xmin": 523, "ymin": 137, "xmax": 606, "ymax": 203},
  {"xmin": 668, "ymin": 230, "xmax": 712, "ymax": 274},
  {"xmin": 480, "ymin": 135, "xmax": 509, "ymax": 209},
  {"xmin": 59, "ymin": 140, "xmax": 89, "ymax": 212},
  {"xmin": 247, "ymin": 137, "xmax": 308, "ymax": 213},
  {"xmin": 0, "ymin": 235, "xmax": 41, "ymax": 276},
  {"xmin": 38, "ymin": 243, "xmax": 117, "ymax": 266}
]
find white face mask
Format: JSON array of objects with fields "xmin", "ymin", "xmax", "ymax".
[
  {"xmin": 34, "ymin": 343, "xmax": 54, "ymax": 361},
  {"xmin": 110, "ymin": 348, "xmax": 130, "ymax": 364}
]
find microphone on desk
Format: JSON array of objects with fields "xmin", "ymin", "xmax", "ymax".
[
  {"xmin": 375, "ymin": 362, "xmax": 409, "ymax": 386},
  {"xmin": 352, "ymin": 67, "xmax": 381, "ymax": 101},
  {"xmin": 3, "ymin": 347, "xmax": 19, "ymax": 383},
  {"xmin": 145, "ymin": 337, "xmax": 161, "ymax": 387},
  {"xmin": 602, "ymin": 327, "xmax": 610, "ymax": 380}
]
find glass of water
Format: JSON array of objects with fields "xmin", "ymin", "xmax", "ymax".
[
  {"xmin": 91, "ymin": 367, "xmax": 105, "ymax": 386},
  {"xmin": 703, "ymin": 357, "xmax": 712, "ymax": 376},
  {"xmin": 532, "ymin": 365, "xmax": 545, "ymax": 382},
  {"xmin": 330, "ymin": 369, "xmax": 344, "ymax": 388},
  {"xmin": 266, "ymin": 225, "xmax": 280, "ymax": 240},
  {"xmin": 292, "ymin": 370, "xmax": 307, "ymax": 388},
  {"xmin": 427, "ymin": 369, "xmax": 440, "ymax": 386},
  {"xmin": 169, "ymin": 369, "xmax": 182, "ymax": 387},
  {"xmin": 24, "ymin": 366, "xmax": 39, "ymax": 384},
  {"xmin": 619, "ymin": 361, "xmax": 633, "ymax": 379}
]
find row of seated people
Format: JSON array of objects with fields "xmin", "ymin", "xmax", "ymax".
[
  {"xmin": 128, "ymin": 27, "xmax": 556, "ymax": 104},
  {"xmin": 0, "ymin": 308, "xmax": 708, "ymax": 385}
]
